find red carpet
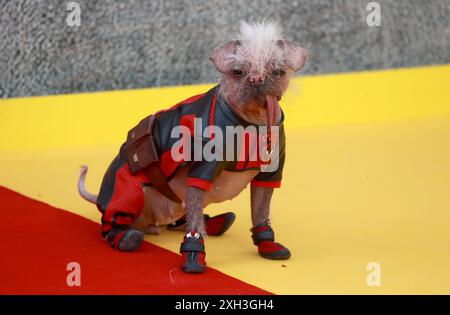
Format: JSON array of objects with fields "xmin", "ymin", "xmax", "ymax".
[{"xmin": 0, "ymin": 186, "xmax": 270, "ymax": 295}]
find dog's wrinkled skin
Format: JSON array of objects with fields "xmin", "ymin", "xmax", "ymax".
[{"xmin": 132, "ymin": 166, "xmax": 258, "ymax": 235}]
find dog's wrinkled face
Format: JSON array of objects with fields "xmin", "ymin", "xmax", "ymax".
[{"xmin": 210, "ymin": 21, "xmax": 308, "ymax": 124}]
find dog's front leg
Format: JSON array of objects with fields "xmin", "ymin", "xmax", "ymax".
[
  {"xmin": 180, "ymin": 186, "xmax": 207, "ymax": 273},
  {"xmin": 186, "ymin": 186, "xmax": 206, "ymax": 235},
  {"xmin": 250, "ymin": 185, "xmax": 273, "ymax": 226},
  {"xmin": 250, "ymin": 185, "xmax": 291, "ymax": 260}
]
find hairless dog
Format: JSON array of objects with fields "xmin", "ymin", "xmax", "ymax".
[{"xmin": 78, "ymin": 21, "xmax": 307, "ymax": 273}]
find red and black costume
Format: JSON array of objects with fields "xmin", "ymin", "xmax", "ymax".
[
  {"xmin": 96, "ymin": 85, "xmax": 285, "ymax": 237},
  {"xmin": 95, "ymin": 86, "xmax": 288, "ymax": 266}
]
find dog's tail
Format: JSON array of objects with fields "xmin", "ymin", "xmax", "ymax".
[{"xmin": 78, "ymin": 165, "xmax": 98, "ymax": 204}]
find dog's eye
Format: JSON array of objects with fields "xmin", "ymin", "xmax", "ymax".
[
  {"xmin": 272, "ymin": 69, "xmax": 286, "ymax": 77},
  {"xmin": 232, "ymin": 69, "xmax": 243, "ymax": 76}
]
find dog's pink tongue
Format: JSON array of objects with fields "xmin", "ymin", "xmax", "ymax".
[
  {"xmin": 265, "ymin": 94, "xmax": 279, "ymax": 128},
  {"xmin": 265, "ymin": 95, "xmax": 279, "ymax": 152}
]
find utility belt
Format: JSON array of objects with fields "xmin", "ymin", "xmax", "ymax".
[{"xmin": 125, "ymin": 114, "xmax": 181, "ymax": 203}]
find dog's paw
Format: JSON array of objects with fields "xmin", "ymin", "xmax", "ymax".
[
  {"xmin": 117, "ymin": 229, "xmax": 145, "ymax": 251},
  {"xmin": 145, "ymin": 225, "xmax": 162, "ymax": 235}
]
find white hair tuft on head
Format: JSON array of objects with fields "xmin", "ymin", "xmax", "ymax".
[
  {"xmin": 238, "ymin": 20, "xmax": 282, "ymax": 45},
  {"xmin": 235, "ymin": 20, "xmax": 285, "ymax": 73}
]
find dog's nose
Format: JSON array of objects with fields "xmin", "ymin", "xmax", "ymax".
[{"xmin": 250, "ymin": 75, "xmax": 264, "ymax": 87}]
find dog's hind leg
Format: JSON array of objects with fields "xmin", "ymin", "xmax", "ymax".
[{"xmin": 97, "ymin": 153, "xmax": 148, "ymax": 251}]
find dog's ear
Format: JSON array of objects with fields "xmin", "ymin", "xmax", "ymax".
[
  {"xmin": 277, "ymin": 40, "xmax": 308, "ymax": 72},
  {"xmin": 209, "ymin": 40, "xmax": 240, "ymax": 73}
]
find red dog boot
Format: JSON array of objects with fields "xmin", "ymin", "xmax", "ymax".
[
  {"xmin": 180, "ymin": 231, "xmax": 206, "ymax": 273},
  {"xmin": 205, "ymin": 212, "xmax": 236, "ymax": 236},
  {"xmin": 251, "ymin": 223, "xmax": 291, "ymax": 260},
  {"xmin": 168, "ymin": 212, "xmax": 236, "ymax": 236},
  {"xmin": 105, "ymin": 227, "xmax": 144, "ymax": 251}
]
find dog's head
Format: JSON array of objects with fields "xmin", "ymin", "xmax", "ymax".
[{"xmin": 210, "ymin": 21, "xmax": 307, "ymax": 125}]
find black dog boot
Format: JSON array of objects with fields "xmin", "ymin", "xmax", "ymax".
[
  {"xmin": 251, "ymin": 223, "xmax": 291, "ymax": 260},
  {"xmin": 204, "ymin": 212, "xmax": 236, "ymax": 236},
  {"xmin": 106, "ymin": 227, "xmax": 144, "ymax": 251},
  {"xmin": 180, "ymin": 231, "xmax": 206, "ymax": 273}
]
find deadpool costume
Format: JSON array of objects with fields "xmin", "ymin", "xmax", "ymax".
[{"xmin": 95, "ymin": 85, "xmax": 290, "ymax": 270}]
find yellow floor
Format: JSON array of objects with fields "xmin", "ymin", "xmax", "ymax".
[{"xmin": 1, "ymin": 65, "xmax": 450, "ymax": 294}]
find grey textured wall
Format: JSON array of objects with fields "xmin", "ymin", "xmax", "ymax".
[{"xmin": 1, "ymin": 0, "xmax": 449, "ymax": 98}]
